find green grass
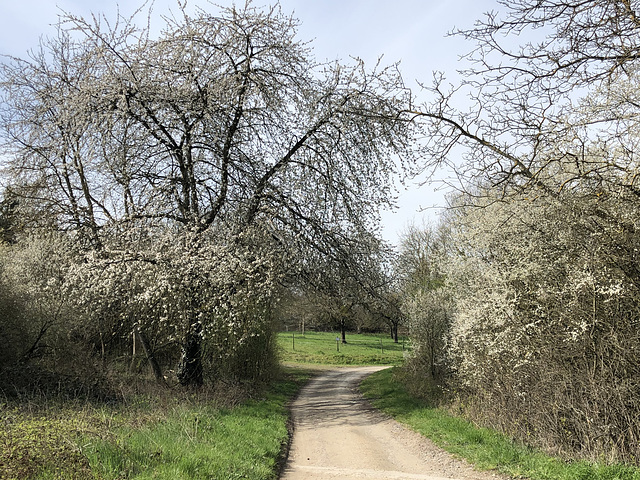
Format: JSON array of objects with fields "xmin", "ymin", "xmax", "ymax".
[
  {"xmin": 84, "ymin": 402, "xmax": 283, "ymax": 479},
  {"xmin": 277, "ymin": 331, "xmax": 408, "ymax": 365},
  {"xmin": 83, "ymin": 373, "xmax": 308, "ymax": 480},
  {"xmin": 1, "ymin": 369, "xmax": 310, "ymax": 480},
  {"xmin": 361, "ymin": 368, "xmax": 640, "ymax": 480}
]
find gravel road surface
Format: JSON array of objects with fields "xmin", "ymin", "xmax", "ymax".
[{"xmin": 280, "ymin": 366, "xmax": 509, "ymax": 480}]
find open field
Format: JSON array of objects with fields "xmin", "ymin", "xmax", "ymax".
[
  {"xmin": 277, "ymin": 331, "xmax": 408, "ymax": 365},
  {"xmin": 361, "ymin": 368, "xmax": 640, "ymax": 480}
]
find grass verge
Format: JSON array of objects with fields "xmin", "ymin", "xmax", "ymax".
[
  {"xmin": 1, "ymin": 369, "xmax": 311, "ymax": 480},
  {"xmin": 277, "ymin": 331, "xmax": 407, "ymax": 365},
  {"xmin": 360, "ymin": 368, "xmax": 640, "ymax": 480}
]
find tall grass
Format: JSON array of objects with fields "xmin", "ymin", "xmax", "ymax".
[
  {"xmin": 84, "ymin": 401, "xmax": 287, "ymax": 479},
  {"xmin": 361, "ymin": 368, "xmax": 640, "ymax": 480},
  {"xmin": 277, "ymin": 331, "xmax": 407, "ymax": 365},
  {"xmin": 0, "ymin": 370, "xmax": 309, "ymax": 480}
]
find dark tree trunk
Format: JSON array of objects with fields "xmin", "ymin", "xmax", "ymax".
[
  {"xmin": 177, "ymin": 325, "xmax": 203, "ymax": 387},
  {"xmin": 341, "ymin": 319, "xmax": 347, "ymax": 344},
  {"xmin": 392, "ymin": 322, "xmax": 399, "ymax": 343}
]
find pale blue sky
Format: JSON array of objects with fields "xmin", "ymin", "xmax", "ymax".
[{"xmin": 0, "ymin": 0, "xmax": 498, "ymax": 245}]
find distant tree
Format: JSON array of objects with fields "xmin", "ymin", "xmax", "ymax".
[
  {"xmin": 295, "ymin": 230, "xmax": 395, "ymax": 343},
  {"xmin": 396, "ymin": 221, "xmax": 452, "ymax": 380},
  {"xmin": 396, "ymin": 222, "xmax": 447, "ymax": 292}
]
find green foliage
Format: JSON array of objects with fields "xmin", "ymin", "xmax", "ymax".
[
  {"xmin": 361, "ymin": 368, "xmax": 640, "ymax": 480},
  {"xmin": 277, "ymin": 331, "xmax": 407, "ymax": 365}
]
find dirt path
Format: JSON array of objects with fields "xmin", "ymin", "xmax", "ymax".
[{"xmin": 280, "ymin": 366, "xmax": 509, "ymax": 480}]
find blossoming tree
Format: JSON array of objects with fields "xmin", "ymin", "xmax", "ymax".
[{"xmin": 0, "ymin": 2, "xmax": 420, "ymax": 386}]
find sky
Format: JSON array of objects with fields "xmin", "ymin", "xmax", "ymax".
[{"xmin": 0, "ymin": 0, "xmax": 499, "ymax": 246}]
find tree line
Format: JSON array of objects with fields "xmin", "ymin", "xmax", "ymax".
[{"xmin": 398, "ymin": 0, "xmax": 640, "ymax": 465}]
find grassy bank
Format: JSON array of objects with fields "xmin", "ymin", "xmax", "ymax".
[
  {"xmin": 277, "ymin": 331, "xmax": 407, "ymax": 365},
  {"xmin": 0, "ymin": 369, "xmax": 310, "ymax": 480},
  {"xmin": 361, "ymin": 368, "xmax": 640, "ymax": 480}
]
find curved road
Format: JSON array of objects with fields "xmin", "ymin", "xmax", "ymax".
[{"xmin": 281, "ymin": 366, "xmax": 507, "ymax": 480}]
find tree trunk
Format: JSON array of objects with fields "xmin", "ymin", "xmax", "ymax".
[
  {"xmin": 177, "ymin": 325, "xmax": 204, "ymax": 387},
  {"xmin": 392, "ymin": 322, "xmax": 399, "ymax": 343},
  {"xmin": 136, "ymin": 327, "xmax": 165, "ymax": 383},
  {"xmin": 340, "ymin": 320, "xmax": 347, "ymax": 344}
]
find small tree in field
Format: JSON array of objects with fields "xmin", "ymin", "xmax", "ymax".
[
  {"xmin": 0, "ymin": 2, "xmax": 420, "ymax": 385},
  {"xmin": 295, "ymin": 230, "xmax": 395, "ymax": 343}
]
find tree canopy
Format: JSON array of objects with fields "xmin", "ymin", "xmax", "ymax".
[{"xmin": 0, "ymin": 2, "xmax": 420, "ymax": 386}]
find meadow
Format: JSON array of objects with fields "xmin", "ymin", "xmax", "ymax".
[{"xmin": 277, "ymin": 330, "xmax": 408, "ymax": 365}]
